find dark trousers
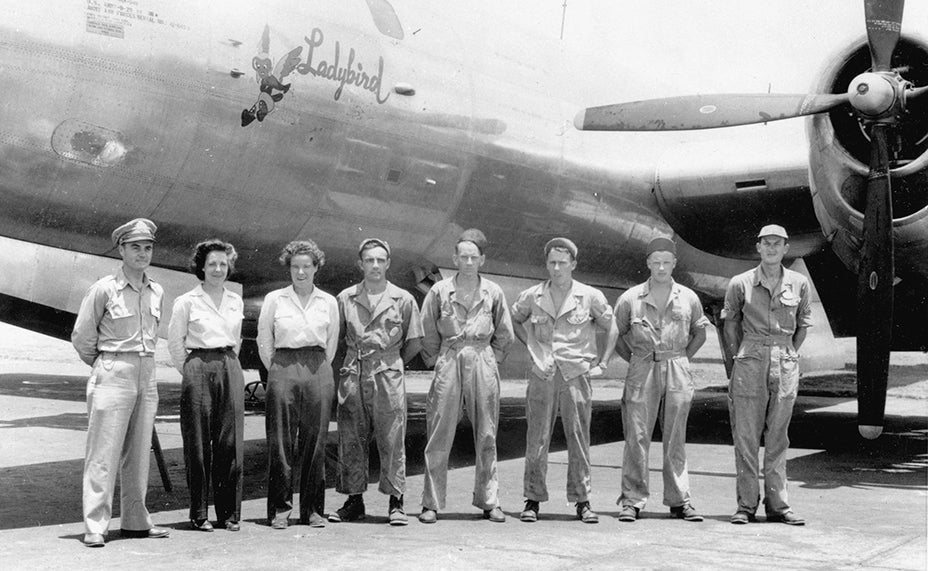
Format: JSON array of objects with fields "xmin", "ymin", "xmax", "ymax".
[
  {"xmin": 266, "ymin": 347, "xmax": 334, "ymax": 522},
  {"xmin": 180, "ymin": 348, "xmax": 245, "ymax": 523}
]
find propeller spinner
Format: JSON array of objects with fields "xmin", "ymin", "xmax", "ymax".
[{"xmin": 574, "ymin": 0, "xmax": 924, "ymax": 439}]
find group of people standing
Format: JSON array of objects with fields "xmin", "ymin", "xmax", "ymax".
[{"xmin": 72, "ymin": 219, "xmax": 811, "ymax": 548}]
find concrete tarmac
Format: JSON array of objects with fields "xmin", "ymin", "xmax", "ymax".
[{"xmin": 0, "ymin": 323, "xmax": 926, "ymax": 570}]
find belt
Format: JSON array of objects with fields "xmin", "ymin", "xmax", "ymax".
[
  {"xmin": 441, "ymin": 338, "xmax": 491, "ymax": 351},
  {"xmin": 351, "ymin": 348, "xmax": 401, "ymax": 361},
  {"xmin": 744, "ymin": 333, "xmax": 793, "ymax": 346},
  {"xmin": 635, "ymin": 350, "xmax": 686, "ymax": 362},
  {"xmin": 276, "ymin": 346, "xmax": 325, "ymax": 352},
  {"xmin": 100, "ymin": 351, "xmax": 155, "ymax": 358},
  {"xmin": 190, "ymin": 346, "xmax": 235, "ymax": 353}
]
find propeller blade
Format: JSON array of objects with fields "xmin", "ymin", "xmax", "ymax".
[
  {"xmin": 864, "ymin": 0, "xmax": 905, "ymax": 71},
  {"xmin": 907, "ymin": 84, "xmax": 928, "ymax": 100},
  {"xmin": 856, "ymin": 123, "xmax": 895, "ymax": 439},
  {"xmin": 573, "ymin": 93, "xmax": 848, "ymax": 131}
]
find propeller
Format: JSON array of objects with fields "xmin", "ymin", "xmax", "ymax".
[{"xmin": 574, "ymin": 0, "xmax": 919, "ymax": 438}]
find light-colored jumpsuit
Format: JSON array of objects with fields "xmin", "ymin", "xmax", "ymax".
[
  {"xmin": 335, "ymin": 281, "xmax": 422, "ymax": 497},
  {"xmin": 614, "ymin": 279, "xmax": 709, "ymax": 510},
  {"xmin": 71, "ymin": 268, "xmax": 163, "ymax": 536},
  {"xmin": 722, "ymin": 265, "xmax": 812, "ymax": 516},
  {"xmin": 511, "ymin": 280, "xmax": 613, "ymax": 504},
  {"xmin": 420, "ymin": 275, "xmax": 513, "ymax": 511}
]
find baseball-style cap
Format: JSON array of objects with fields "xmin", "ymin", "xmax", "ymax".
[
  {"xmin": 458, "ymin": 228, "xmax": 488, "ymax": 254},
  {"xmin": 545, "ymin": 237, "xmax": 578, "ymax": 259},
  {"xmin": 646, "ymin": 237, "xmax": 676, "ymax": 256},
  {"xmin": 358, "ymin": 238, "xmax": 391, "ymax": 257},
  {"xmin": 111, "ymin": 218, "xmax": 157, "ymax": 246},
  {"xmin": 757, "ymin": 224, "xmax": 789, "ymax": 240}
]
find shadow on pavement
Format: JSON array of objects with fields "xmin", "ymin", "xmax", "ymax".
[{"xmin": 1, "ymin": 373, "xmax": 925, "ymax": 530}]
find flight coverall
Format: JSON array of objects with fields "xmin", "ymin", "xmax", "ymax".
[
  {"xmin": 511, "ymin": 280, "xmax": 613, "ymax": 504},
  {"xmin": 614, "ymin": 279, "xmax": 709, "ymax": 510},
  {"xmin": 335, "ymin": 282, "xmax": 423, "ymax": 497},
  {"xmin": 71, "ymin": 269, "xmax": 164, "ymax": 536},
  {"xmin": 722, "ymin": 265, "xmax": 812, "ymax": 516},
  {"xmin": 420, "ymin": 276, "xmax": 513, "ymax": 511}
]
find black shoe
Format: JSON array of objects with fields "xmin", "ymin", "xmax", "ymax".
[
  {"xmin": 191, "ymin": 519, "xmax": 214, "ymax": 532},
  {"xmin": 223, "ymin": 520, "xmax": 240, "ymax": 532},
  {"xmin": 389, "ymin": 495, "xmax": 408, "ymax": 526},
  {"xmin": 670, "ymin": 504, "xmax": 704, "ymax": 522},
  {"xmin": 520, "ymin": 500, "xmax": 539, "ymax": 523},
  {"xmin": 730, "ymin": 510, "xmax": 757, "ymax": 524},
  {"xmin": 767, "ymin": 510, "xmax": 805, "ymax": 526},
  {"xmin": 617, "ymin": 505, "xmax": 639, "ymax": 522},
  {"xmin": 576, "ymin": 501, "xmax": 599, "ymax": 524},
  {"xmin": 121, "ymin": 527, "xmax": 170, "ymax": 539},
  {"xmin": 483, "ymin": 506, "xmax": 506, "ymax": 523},
  {"xmin": 328, "ymin": 495, "xmax": 366, "ymax": 523}
]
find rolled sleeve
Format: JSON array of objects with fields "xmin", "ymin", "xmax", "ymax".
[
  {"xmin": 590, "ymin": 290, "xmax": 613, "ymax": 329},
  {"xmin": 613, "ymin": 294, "xmax": 632, "ymax": 336},
  {"xmin": 490, "ymin": 291, "xmax": 514, "ymax": 360},
  {"xmin": 721, "ymin": 279, "xmax": 744, "ymax": 322},
  {"xmin": 419, "ymin": 289, "xmax": 441, "ymax": 367},
  {"xmin": 796, "ymin": 280, "xmax": 814, "ymax": 329},
  {"xmin": 71, "ymin": 285, "xmax": 106, "ymax": 366},
  {"xmin": 510, "ymin": 291, "xmax": 532, "ymax": 324}
]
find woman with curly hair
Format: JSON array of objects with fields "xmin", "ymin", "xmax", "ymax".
[
  {"xmin": 168, "ymin": 239, "xmax": 245, "ymax": 532},
  {"xmin": 256, "ymin": 240, "xmax": 339, "ymax": 529}
]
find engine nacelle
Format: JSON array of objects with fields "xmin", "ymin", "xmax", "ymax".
[{"xmin": 807, "ymin": 34, "xmax": 928, "ymax": 280}]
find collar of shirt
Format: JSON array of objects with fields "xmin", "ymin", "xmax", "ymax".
[
  {"xmin": 534, "ymin": 280, "xmax": 583, "ymax": 319},
  {"xmin": 638, "ymin": 278, "xmax": 682, "ymax": 309},
  {"xmin": 280, "ymin": 284, "xmax": 325, "ymax": 311},
  {"xmin": 751, "ymin": 265, "xmax": 796, "ymax": 299},
  {"xmin": 190, "ymin": 284, "xmax": 235, "ymax": 312},
  {"xmin": 449, "ymin": 275, "xmax": 491, "ymax": 310},
  {"xmin": 115, "ymin": 267, "xmax": 154, "ymax": 292},
  {"xmin": 348, "ymin": 281, "xmax": 402, "ymax": 316}
]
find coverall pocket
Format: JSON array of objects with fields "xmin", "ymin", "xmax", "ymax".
[
  {"xmin": 666, "ymin": 358, "xmax": 694, "ymax": 393},
  {"xmin": 777, "ymin": 348, "xmax": 800, "ymax": 399},
  {"xmin": 530, "ymin": 312, "xmax": 553, "ymax": 344},
  {"xmin": 731, "ymin": 346, "xmax": 764, "ymax": 397},
  {"xmin": 622, "ymin": 357, "xmax": 651, "ymax": 404}
]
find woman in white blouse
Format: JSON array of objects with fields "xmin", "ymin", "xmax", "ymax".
[
  {"xmin": 256, "ymin": 240, "xmax": 339, "ymax": 529},
  {"xmin": 168, "ymin": 239, "xmax": 245, "ymax": 533}
]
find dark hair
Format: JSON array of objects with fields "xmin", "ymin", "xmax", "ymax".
[
  {"xmin": 190, "ymin": 239, "xmax": 237, "ymax": 281},
  {"xmin": 279, "ymin": 239, "xmax": 325, "ymax": 268}
]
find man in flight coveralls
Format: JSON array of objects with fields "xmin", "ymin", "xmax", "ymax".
[{"xmin": 722, "ymin": 224, "xmax": 812, "ymax": 526}]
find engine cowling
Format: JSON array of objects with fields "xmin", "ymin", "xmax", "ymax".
[{"xmin": 808, "ymin": 34, "xmax": 928, "ymax": 280}]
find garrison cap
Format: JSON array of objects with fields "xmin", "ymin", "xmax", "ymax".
[
  {"xmin": 111, "ymin": 218, "xmax": 157, "ymax": 247},
  {"xmin": 545, "ymin": 237, "xmax": 578, "ymax": 259},
  {"xmin": 458, "ymin": 228, "xmax": 487, "ymax": 254},
  {"xmin": 757, "ymin": 224, "xmax": 789, "ymax": 240},
  {"xmin": 646, "ymin": 237, "xmax": 677, "ymax": 257},
  {"xmin": 358, "ymin": 238, "xmax": 391, "ymax": 257}
]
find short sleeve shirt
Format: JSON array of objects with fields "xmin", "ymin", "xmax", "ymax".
[
  {"xmin": 511, "ymin": 280, "xmax": 613, "ymax": 380},
  {"xmin": 257, "ymin": 285, "xmax": 339, "ymax": 367},
  {"xmin": 167, "ymin": 285, "xmax": 244, "ymax": 371}
]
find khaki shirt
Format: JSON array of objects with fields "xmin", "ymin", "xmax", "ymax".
[
  {"xmin": 615, "ymin": 279, "xmax": 709, "ymax": 358},
  {"xmin": 721, "ymin": 265, "xmax": 813, "ymax": 337},
  {"xmin": 257, "ymin": 285, "xmax": 339, "ymax": 368},
  {"xmin": 337, "ymin": 281, "xmax": 423, "ymax": 375},
  {"xmin": 511, "ymin": 280, "xmax": 613, "ymax": 380},
  {"xmin": 71, "ymin": 268, "xmax": 164, "ymax": 366},
  {"xmin": 167, "ymin": 285, "xmax": 244, "ymax": 371},
  {"xmin": 420, "ymin": 275, "xmax": 514, "ymax": 367}
]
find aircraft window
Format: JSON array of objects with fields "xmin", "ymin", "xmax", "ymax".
[{"xmin": 365, "ymin": 0, "xmax": 404, "ymax": 40}]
